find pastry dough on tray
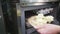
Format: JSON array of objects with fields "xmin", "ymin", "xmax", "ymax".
[{"xmin": 27, "ymin": 14, "xmax": 54, "ymax": 28}]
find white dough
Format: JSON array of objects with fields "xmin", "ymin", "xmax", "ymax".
[{"xmin": 27, "ymin": 14, "xmax": 54, "ymax": 28}]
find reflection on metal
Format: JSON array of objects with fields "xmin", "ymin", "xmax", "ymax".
[
  {"xmin": 20, "ymin": 0, "xmax": 59, "ymax": 3},
  {"xmin": 0, "ymin": 16, "xmax": 2, "ymax": 19},
  {"xmin": 20, "ymin": 2, "xmax": 48, "ymax": 6},
  {"xmin": 20, "ymin": 0, "xmax": 59, "ymax": 6},
  {"xmin": 16, "ymin": 3, "xmax": 21, "ymax": 16},
  {"xmin": 16, "ymin": 3, "xmax": 22, "ymax": 34}
]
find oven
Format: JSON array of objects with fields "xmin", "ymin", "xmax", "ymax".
[{"xmin": 16, "ymin": 1, "xmax": 60, "ymax": 34}]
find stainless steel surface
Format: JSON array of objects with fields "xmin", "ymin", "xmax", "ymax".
[
  {"xmin": 20, "ymin": 2, "xmax": 49, "ymax": 6},
  {"xmin": 16, "ymin": 3, "xmax": 22, "ymax": 34},
  {"xmin": 20, "ymin": 0, "xmax": 59, "ymax": 3},
  {"xmin": 20, "ymin": 0, "xmax": 59, "ymax": 6}
]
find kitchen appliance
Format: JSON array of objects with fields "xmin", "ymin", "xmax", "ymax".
[{"xmin": 16, "ymin": 0, "xmax": 60, "ymax": 34}]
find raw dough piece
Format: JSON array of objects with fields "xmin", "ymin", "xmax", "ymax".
[{"xmin": 27, "ymin": 14, "xmax": 54, "ymax": 28}]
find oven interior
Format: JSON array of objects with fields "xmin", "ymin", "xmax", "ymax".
[{"xmin": 25, "ymin": 7, "xmax": 60, "ymax": 34}]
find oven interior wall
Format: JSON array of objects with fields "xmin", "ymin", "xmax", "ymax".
[{"xmin": 57, "ymin": 5, "xmax": 60, "ymax": 25}]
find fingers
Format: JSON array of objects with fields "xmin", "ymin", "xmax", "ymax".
[
  {"xmin": 37, "ymin": 28, "xmax": 57, "ymax": 34},
  {"xmin": 34, "ymin": 25, "xmax": 43, "ymax": 29},
  {"xmin": 34, "ymin": 24, "xmax": 49, "ymax": 30},
  {"xmin": 34, "ymin": 24, "xmax": 57, "ymax": 29}
]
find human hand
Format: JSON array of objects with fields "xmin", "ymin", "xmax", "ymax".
[{"xmin": 35, "ymin": 24, "xmax": 60, "ymax": 34}]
